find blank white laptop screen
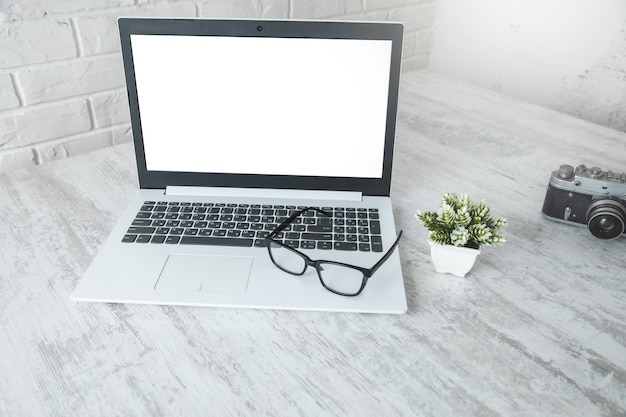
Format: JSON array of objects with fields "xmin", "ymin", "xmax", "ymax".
[{"xmin": 130, "ymin": 35, "xmax": 392, "ymax": 179}]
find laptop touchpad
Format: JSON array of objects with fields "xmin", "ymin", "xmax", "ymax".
[{"xmin": 155, "ymin": 255, "xmax": 252, "ymax": 293}]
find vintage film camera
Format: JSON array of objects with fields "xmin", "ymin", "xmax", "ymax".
[{"xmin": 542, "ymin": 164, "xmax": 626, "ymax": 240}]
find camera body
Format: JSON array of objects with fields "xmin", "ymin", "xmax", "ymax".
[{"xmin": 542, "ymin": 164, "xmax": 626, "ymax": 240}]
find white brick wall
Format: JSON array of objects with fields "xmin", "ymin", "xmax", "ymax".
[{"xmin": 0, "ymin": 0, "xmax": 437, "ymax": 173}]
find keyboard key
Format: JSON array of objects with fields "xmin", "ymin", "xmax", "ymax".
[
  {"xmin": 165, "ymin": 236, "xmax": 181, "ymax": 244},
  {"xmin": 371, "ymin": 236, "xmax": 383, "ymax": 252},
  {"xmin": 307, "ymin": 224, "xmax": 332, "ymax": 232},
  {"xmin": 128, "ymin": 226, "xmax": 156, "ymax": 234},
  {"xmin": 122, "ymin": 234, "xmax": 137, "ymax": 243},
  {"xmin": 301, "ymin": 241, "xmax": 316, "ymax": 250},
  {"xmin": 317, "ymin": 241, "xmax": 332, "ymax": 250},
  {"xmin": 284, "ymin": 240, "xmax": 300, "ymax": 248},
  {"xmin": 334, "ymin": 242, "xmax": 357, "ymax": 251},
  {"xmin": 180, "ymin": 236, "xmax": 253, "ymax": 247},
  {"xmin": 151, "ymin": 235, "xmax": 166, "ymax": 244},
  {"xmin": 136, "ymin": 235, "xmax": 152, "ymax": 243},
  {"xmin": 301, "ymin": 233, "xmax": 332, "ymax": 241}
]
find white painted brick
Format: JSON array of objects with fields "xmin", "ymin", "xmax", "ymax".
[
  {"xmin": 197, "ymin": 0, "xmax": 289, "ymax": 18},
  {"xmin": 1, "ymin": 0, "xmax": 136, "ymax": 21},
  {"xmin": 403, "ymin": 29, "xmax": 417, "ymax": 56},
  {"xmin": 389, "ymin": 3, "xmax": 436, "ymax": 32},
  {"xmin": 74, "ymin": 15, "xmax": 121, "ymax": 56},
  {"xmin": 37, "ymin": 131, "xmax": 111, "ymax": 163},
  {"xmin": 291, "ymin": 0, "xmax": 363, "ymax": 19},
  {"xmin": 0, "ymin": 100, "xmax": 91, "ymax": 148},
  {"xmin": 0, "ymin": 147, "xmax": 36, "ymax": 173},
  {"xmin": 91, "ymin": 89, "xmax": 130, "ymax": 128},
  {"xmin": 366, "ymin": 0, "xmax": 436, "ymax": 10},
  {"xmin": 402, "ymin": 54, "xmax": 429, "ymax": 71},
  {"xmin": 0, "ymin": 74, "xmax": 20, "ymax": 111},
  {"xmin": 415, "ymin": 29, "xmax": 433, "ymax": 55},
  {"xmin": 75, "ymin": 1, "xmax": 197, "ymax": 56},
  {"xmin": 111, "ymin": 124, "xmax": 132, "ymax": 145},
  {"xmin": 0, "ymin": 19, "xmax": 77, "ymax": 68},
  {"xmin": 36, "ymin": 124, "xmax": 132, "ymax": 165},
  {"xmin": 335, "ymin": 10, "xmax": 390, "ymax": 22},
  {"xmin": 16, "ymin": 54, "xmax": 125, "ymax": 105}
]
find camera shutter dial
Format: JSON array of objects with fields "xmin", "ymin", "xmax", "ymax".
[{"xmin": 558, "ymin": 164, "xmax": 574, "ymax": 179}]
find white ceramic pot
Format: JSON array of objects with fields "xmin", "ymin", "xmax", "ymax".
[{"xmin": 428, "ymin": 242, "xmax": 481, "ymax": 277}]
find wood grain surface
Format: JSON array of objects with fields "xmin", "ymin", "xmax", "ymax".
[{"xmin": 1, "ymin": 70, "xmax": 624, "ymax": 417}]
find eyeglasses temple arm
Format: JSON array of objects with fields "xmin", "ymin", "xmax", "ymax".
[
  {"xmin": 267, "ymin": 206, "xmax": 332, "ymax": 239},
  {"xmin": 367, "ymin": 230, "xmax": 403, "ymax": 277}
]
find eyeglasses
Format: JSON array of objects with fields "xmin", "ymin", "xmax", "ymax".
[{"xmin": 265, "ymin": 207, "xmax": 403, "ymax": 297}]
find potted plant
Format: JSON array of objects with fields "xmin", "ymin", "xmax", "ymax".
[{"xmin": 416, "ymin": 193, "xmax": 506, "ymax": 277}]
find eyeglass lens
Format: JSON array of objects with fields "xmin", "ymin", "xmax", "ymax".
[
  {"xmin": 267, "ymin": 240, "xmax": 367, "ymax": 295},
  {"xmin": 317, "ymin": 262, "xmax": 365, "ymax": 295},
  {"xmin": 266, "ymin": 206, "xmax": 401, "ymax": 296},
  {"xmin": 267, "ymin": 241, "xmax": 307, "ymax": 275}
]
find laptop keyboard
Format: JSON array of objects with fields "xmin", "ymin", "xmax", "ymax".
[{"xmin": 121, "ymin": 201, "xmax": 383, "ymax": 252}]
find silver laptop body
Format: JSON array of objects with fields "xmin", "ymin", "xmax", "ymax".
[{"xmin": 72, "ymin": 18, "xmax": 407, "ymax": 314}]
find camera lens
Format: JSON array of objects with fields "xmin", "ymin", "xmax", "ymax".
[{"xmin": 586, "ymin": 198, "xmax": 626, "ymax": 240}]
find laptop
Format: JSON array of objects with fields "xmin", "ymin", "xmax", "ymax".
[{"xmin": 72, "ymin": 17, "xmax": 407, "ymax": 314}]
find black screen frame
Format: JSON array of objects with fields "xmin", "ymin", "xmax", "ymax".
[{"xmin": 118, "ymin": 18, "xmax": 403, "ymax": 197}]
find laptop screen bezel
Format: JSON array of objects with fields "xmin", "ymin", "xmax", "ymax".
[{"xmin": 118, "ymin": 18, "xmax": 403, "ymax": 197}]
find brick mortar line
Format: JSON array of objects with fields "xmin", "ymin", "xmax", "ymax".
[
  {"xmin": 8, "ymin": 73, "xmax": 26, "ymax": 107},
  {"xmin": 0, "ymin": 122, "xmax": 131, "ymax": 156},
  {"xmin": 1, "ymin": 51, "xmax": 121, "ymax": 73},
  {"xmin": 69, "ymin": 17, "xmax": 85, "ymax": 57},
  {"xmin": 0, "ymin": 86, "xmax": 128, "ymax": 118},
  {"xmin": 1, "ymin": 3, "xmax": 194, "ymax": 24}
]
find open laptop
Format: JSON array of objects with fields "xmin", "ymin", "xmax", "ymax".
[{"xmin": 72, "ymin": 17, "xmax": 407, "ymax": 314}]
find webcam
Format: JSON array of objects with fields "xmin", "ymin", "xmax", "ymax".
[{"xmin": 257, "ymin": 25, "xmax": 263, "ymax": 32}]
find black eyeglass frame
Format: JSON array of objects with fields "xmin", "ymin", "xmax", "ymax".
[{"xmin": 265, "ymin": 206, "xmax": 403, "ymax": 296}]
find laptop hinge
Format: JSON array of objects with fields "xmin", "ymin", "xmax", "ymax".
[{"xmin": 165, "ymin": 186, "xmax": 363, "ymax": 202}]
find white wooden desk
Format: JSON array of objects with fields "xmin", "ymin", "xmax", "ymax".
[{"xmin": 1, "ymin": 70, "xmax": 625, "ymax": 417}]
